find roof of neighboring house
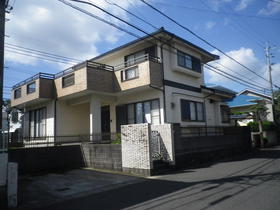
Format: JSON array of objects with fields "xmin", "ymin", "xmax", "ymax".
[
  {"xmin": 90, "ymin": 27, "xmax": 219, "ymax": 62},
  {"xmin": 238, "ymin": 89, "xmax": 272, "ymax": 100},
  {"xmin": 227, "ymin": 94, "xmax": 263, "ymax": 108},
  {"xmin": 202, "ymin": 84, "xmax": 236, "ymax": 97}
]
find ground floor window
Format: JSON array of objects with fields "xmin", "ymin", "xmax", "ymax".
[
  {"xmin": 181, "ymin": 99, "xmax": 205, "ymax": 122},
  {"xmin": 116, "ymin": 99, "xmax": 160, "ymax": 131},
  {"xmin": 29, "ymin": 107, "xmax": 46, "ymax": 137},
  {"xmin": 220, "ymin": 105, "xmax": 230, "ymax": 123}
]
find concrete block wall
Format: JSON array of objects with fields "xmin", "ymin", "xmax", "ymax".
[
  {"xmin": 81, "ymin": 143, "xmax": 122, "ymax": 171},
  {"xmin": 121, "ymin": 123, "xmax": 152, "ymax": 176},
  {"xmin": 121, "ymin": 123, "xmax": 175, "ymax": 176}
]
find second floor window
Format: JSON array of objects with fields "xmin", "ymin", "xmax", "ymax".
[
  {"xmin": 181, "ymin": 99, "xmax": 205, "ymax": 122},
  {"xmin": 177, "ymin": 50, "xmax": 202, "ymax": 73},
  {"xmin": 62, "ymin": 74, "xmax": 75, "ymax": 88},
  {"xmin": 121, "ymin": 67, "xmax": 138, "ymax": 81},
  {"xmin": 27, "ymin": 82, "xmax": 36, "ymax": 94},
  {"xmin": 14, "ymin": 88, "xmax": 21, "ymax": 99},
  {"xmin": 220, "ymin": 105, "xmax": 230, "ymax": 123}
]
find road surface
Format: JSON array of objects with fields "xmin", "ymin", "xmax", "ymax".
[{"xmin": 40, "ymin": 147, "xmax": 280, "ymax": 210}]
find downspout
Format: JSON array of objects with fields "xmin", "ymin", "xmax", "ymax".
[
  {"xmin": 203, "ymin": 92, "xmax": 215, "ymax": 135},
  {"xmin": 160, "ymin": 34, "xmax": 174, "ymax": 123},
  {"xmin": 54, "ymin": 99, "xmax": 57, "ymax": 144}
]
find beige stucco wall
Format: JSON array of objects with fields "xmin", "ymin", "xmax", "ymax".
[
  {"xmin": 55, "ymin": 68, "xmax": 87, "ymax": 98},
  {"xmin": 56, "ymin": 100, "xmax": 90, "ymax": 136},
  {"xmin": 114, "ymin": 61, "xmax": 160, "ymax": 91},
  {"xmin": 11, "ymin": 79, "xmax": 54, "ymax": 107}
]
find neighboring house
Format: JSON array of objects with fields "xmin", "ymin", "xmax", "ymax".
[
  {"xmin": 227, "ymin": 89, "xmax": 273, "ymax": 125},
  {"xmin": 1, "ymin": 111, "xmax": 21, "ymax": 133},
  {"xmin": 10, "ymin": 28, "xmax": 235, "ymax": 142}
]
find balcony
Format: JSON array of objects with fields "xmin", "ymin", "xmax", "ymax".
[
  {"xmin": 55, "ymin": 61, "xmax": 115, "ymax": 98},
  {"xmin": 11, "ymin": 73, "xmax": 55, "ymax": 107},
  {"xmin": 114, "ymin": 54, "xmax": 162, "ymax": 92}
]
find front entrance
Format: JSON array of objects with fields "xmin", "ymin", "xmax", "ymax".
[{"xmin": 101, "ymin": 106, "xmax": 111, "ymax": 140}]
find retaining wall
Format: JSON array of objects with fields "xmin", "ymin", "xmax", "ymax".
[
  {"xmin": 81, "ymin": 143, "xmax": 122, "ymax": 171},
  {"xmin": 9, "ymin": 145, "xmax": 85, "ymax": 175}
]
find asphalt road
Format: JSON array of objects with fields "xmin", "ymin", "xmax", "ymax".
[{"xmin": 41, "ymin": 147, "xmax": 280, "ymax": 210}]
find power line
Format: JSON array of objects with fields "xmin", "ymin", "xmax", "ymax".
[
  {"xmin": 156, "ymin": 2, "xmax": 280, "ymax": 21},
  {"xmin": 58, "ymin": 0, "xmax": 271, "ymax": 92},
  {"xmin": 205, "ymin": 63, "xmax": 269, "ymax": 91},
  {"xmin": 5, "ymin": 43, "xmax": 82, "ymax": 62},
  {"xmin": 213, "ymin": 61, "xmax": 270, "ymax": 88},
  {"xmin": 5, "ymin": 49, "xmax": 77, "ymax": 65},
  {"xmin": 103, "ymin": 0, "xmax": 158, "ymax": 30},
  {"xmin": 269, "ymin": 0, "xmax": 280, "ymax": 4},
  {"xmin": 5, "ymin": 45, "xmax": 79, "ymax": 64},
  {"xmin": 205, "ymin": 67, "xmax": 268, "ymax": 93},
  {"xmin": 140, "ymin": 0, "xmax": 279, "ymax": 88}
]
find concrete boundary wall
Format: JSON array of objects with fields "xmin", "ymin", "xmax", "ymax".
[
  {"xmin": 9, "ymin": 145, "xmax": 85, "ymax": 175},
  {"xmin": 81, "ymin": 143, "xmax": 122, "ymax": 171}
]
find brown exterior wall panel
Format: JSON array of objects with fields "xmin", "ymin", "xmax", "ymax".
[{"xmin": 87, "ymin": 67, "xmax": 115, "ymax": 93}]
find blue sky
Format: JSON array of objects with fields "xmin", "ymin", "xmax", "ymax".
[{"xmin": 4, "ymin": 0, "xmax": 280, "ymax": 99}]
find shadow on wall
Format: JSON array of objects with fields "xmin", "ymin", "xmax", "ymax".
[{"xmin": 8, "ymin": 145, "xmax": 86, "ymax": 175}]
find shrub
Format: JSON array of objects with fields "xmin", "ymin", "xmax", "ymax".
[
  {"xmin": 247, "ymin": 121, "xmax": 276, "ymax": 132},
  {"xmin": 111, "ymin": 133, "xmax": 121, "ymax": 144},
  {"xmin": 247, "ymin": 121, "xmax": 259, "ymax": 132},
  {"xmin": 262, "ymin": 121, "xmax": 276, "ymax": 131}
]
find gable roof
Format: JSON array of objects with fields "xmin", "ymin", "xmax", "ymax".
[
  {"xmin": 238, "ymin": 89, "xmax": 272, "ymax": 100},
  {"xmin": 90, "ymin": 27, "xmax": 219, "ymax": 62}
]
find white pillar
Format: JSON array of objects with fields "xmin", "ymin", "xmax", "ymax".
[
  {"xmin": 90, "ymin": 96, "xmax": 101, "ymax": 141},
  {"xmin": 110, "ymin": 103, "xmax": 116, "ymax": 133}
]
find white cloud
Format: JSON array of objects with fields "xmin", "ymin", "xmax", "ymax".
[
  {"xmin": 259, "ymin": 1, "xmax": 280, "ymax": 15},
  {"xmin": 206, "ymin": 47, "xmax": 280, "ymax": 90},
  {"xmin": 205, "ymin": 21, "xmax": 216, "ymax": 30},
  {"xmin": 4, "ymin": 0, "xmax": 144, "ymax": 68},
  {"xmin": 235, "ymin": 0, "xmax": 254, "ymax": 11},
  {"xmin": 208, "ymin": 0, "xmax": 232, "ymax": 11}
]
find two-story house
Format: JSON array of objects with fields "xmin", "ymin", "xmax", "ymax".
[{"xmin": 11, "ymin": 28, "xmax": 235, "ymax": 142}]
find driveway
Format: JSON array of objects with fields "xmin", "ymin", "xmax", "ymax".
[
  {"xmin": 16, "ymin": 169, "xmax": 144, "ymax": 209},
  {"xmin": 15, "ymin": 146, "xmax": 280, "ymax": 210}
]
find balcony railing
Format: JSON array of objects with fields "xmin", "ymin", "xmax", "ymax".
[
  {"xmin": 12, "ymin": 72, "xmax": 55, "ymax": 90},
  {"xmin": 114, "ymin": 54, "xmax": 161, "ymax": 71},
  {"xmin": 55, "ymin": 61, "xmax": 114, "ymax": 79}
]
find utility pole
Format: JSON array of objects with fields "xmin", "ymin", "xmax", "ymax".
[
  {"xmin": 0, "ymin": 0, "xmax": 6, "ymax": 137},
  {"xmin": 265, "ymin": 43, "xmax": 276, "ymax": 124}
]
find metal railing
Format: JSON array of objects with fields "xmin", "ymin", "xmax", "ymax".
[
  {"xmin": 180, "ymin": 126, "xmax": 225, "ymax": 137},
  {"xmin": 8, "ymin": 133, "xmax": 121, "ymax": 148},
  {"xmin": 114, "ymin": 54, "xmax": 161, "ymax": 71},
  {"xmin": 55, "ymin": 61, "xmax": 114, "ymax": 79},
  {"xmin": 12, "ymin": 72, "xmax": 55, "ymax": 90}
]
